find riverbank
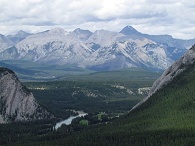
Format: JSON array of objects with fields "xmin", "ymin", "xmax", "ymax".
[{"xmin": 54, "ymin": 112, "xmax": 87, "ymax": 129}]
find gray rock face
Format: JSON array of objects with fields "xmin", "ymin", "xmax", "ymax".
[
  {"xmin": 0, "ymin": 26, "xmax": 194, "ymax": 71},
  {"xmin": 0, "ymin": 68, "xmax": 52, "ymax": 123},
  {"xmin": 131, "ymin": 44, "xmax": 195, "ymax": 110}
]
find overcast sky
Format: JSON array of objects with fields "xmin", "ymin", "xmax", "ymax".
[{"xmin": 0, "ymin": 0, "xmax": 195, "ymax": 39}]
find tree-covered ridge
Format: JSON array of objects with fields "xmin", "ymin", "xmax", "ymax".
[
  {"xmin": 130, "ymin": 62, "xmax": 195, "ymax": 130},
  {"xmin": 47, "ymin": 53, "xmax": 195, "ymax": 145}
]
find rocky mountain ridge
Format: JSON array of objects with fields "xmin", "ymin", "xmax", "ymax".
[
  {"xmin": 131, "ymin": 44, "xmax": 195, "ymax": 110},
  {"xmin": 0, "ymin": 67, "xmax": 52, "ymax": 123},
  {"xmin": 0, "ymin": 26, "xmax": 194, "ymax": 71}
]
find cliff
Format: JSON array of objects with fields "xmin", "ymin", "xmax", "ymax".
[{"xmin": 0, "ymin": 67, "xmax": 53, "ymax": 123}]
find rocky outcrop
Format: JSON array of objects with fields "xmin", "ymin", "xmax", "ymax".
[
  {"xmin": 131, "ymin": 44, "xmax": 195, "ymax": 110},
  {"xmin": 0, "ymin": 67, "xmax": 53, "ymax": 123}
]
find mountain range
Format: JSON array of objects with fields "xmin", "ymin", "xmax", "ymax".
[{"xmin": 0, "ymin": 26, "xmax": 195, "ymax": 71}]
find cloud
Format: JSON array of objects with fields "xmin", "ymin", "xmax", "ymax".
[{"xmin": 0, "ymin": 0, "xmax": 195, "ymax": 39}]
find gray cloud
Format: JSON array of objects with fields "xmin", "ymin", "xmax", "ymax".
[{"xmin": 0, "ymin": 0, "xmax": 195, "ymax": 39}]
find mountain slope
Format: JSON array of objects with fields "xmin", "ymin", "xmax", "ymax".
[
  {"xmin": 0, "ymin": 67, "xmax": 52, "ymax": 123},
  {"xmin": 84, "ymin": 39, "xmax": 176, "ymax": 71},
  {"xmin": 120, "ymin": 25, "xmax": 195, "ymax": 49},
  {"xmin": 0, "ymin": 34, "xmax": 14, "ymax": 52},
  {"xmin": 7, "ymin": 30, "xmax": 31, "ymax": 44},
  {"xmin": 120, "ymin": 25, "xmax": 142, "ymax": 36},
  {"xmin": 9, "ymin": 28, "xmax": 92, "ymax": 64},
  {"xmin": 86, "ymin": 29, "xmax": 123, "ymax": 47},
  {"xmin": 51, "ymin": 45, "xmax": 195, "ymax": 145},
  {"xmin": 70, "ymin": 28, "xmax": 92, "ymax": 41},
  {"xmin": 132, "ymin": 44, "xmax": 195, "ymax": 110}
]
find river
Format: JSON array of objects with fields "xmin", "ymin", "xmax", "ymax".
[{"xmin": 54, "ymin": 113, "xmax": 87, "ymax": 129}]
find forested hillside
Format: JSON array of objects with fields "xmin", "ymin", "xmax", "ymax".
[
  {"xmin": 59, "ymin": 53, "xmax": 195, "ymax": 145},
  {"xmin": 30, "ymin": 49, "xmax": 195, "ymax": 145}
]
